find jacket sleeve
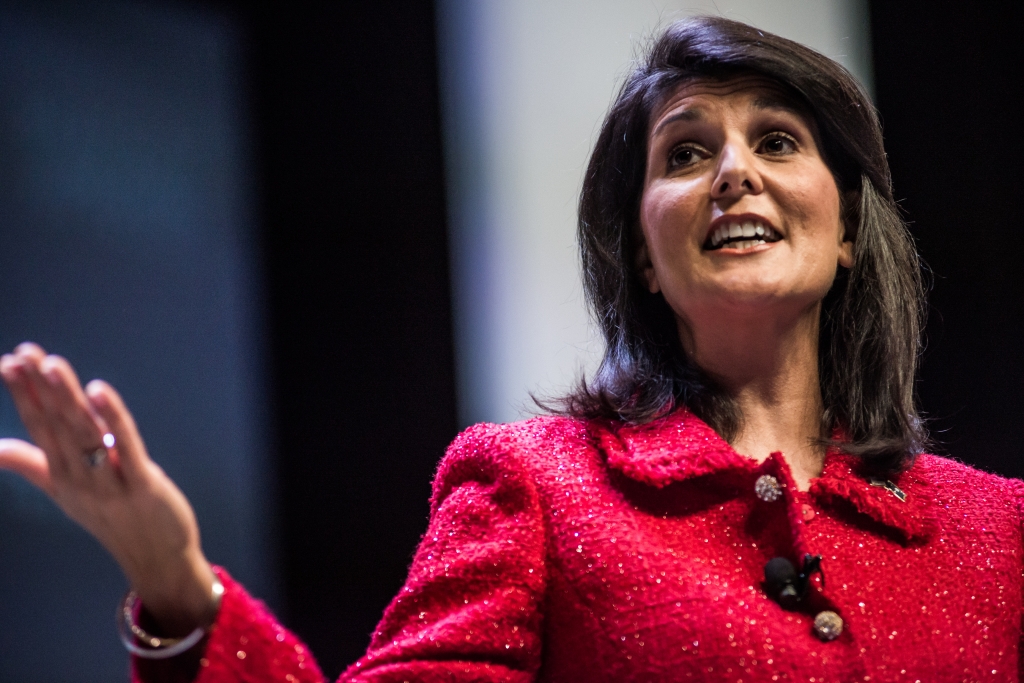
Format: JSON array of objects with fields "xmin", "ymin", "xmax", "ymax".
[
  {"xmin": 134, "ymin": 422, "xmax": 547, "ymax": 683},
  {"xmin": 1016, "ymin": 479, "xmax": 1024, "ymax": 682},
  {"xmin": 132, "ymin": 566, "xmax": 327, "ymax": 683},
  {"xmin": 338, "ymin": 423, "xmax": 548, "ymax": 683}
]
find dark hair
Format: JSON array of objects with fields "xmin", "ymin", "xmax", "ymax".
[{"xmin": 555, "ymin": 16, "xmax": 927, "ymax": 473}]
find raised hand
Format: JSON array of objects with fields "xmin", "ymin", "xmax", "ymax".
[{"xmin": 0, "ymin": 342, "xmax": 219, "ymax": 636}]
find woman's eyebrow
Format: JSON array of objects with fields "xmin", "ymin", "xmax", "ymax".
[
  {"xmin": 652, "ymin": 107, "xmax": 705, "ymax": 137},
  {"xmin": 751, "ymin": 95, "xmax": 804, "ymax": 117}
]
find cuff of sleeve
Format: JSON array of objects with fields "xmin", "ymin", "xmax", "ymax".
[
  {"xmin": 194, "ymin": 566, "xmax": 324, "ymax": 683},
  {"xmin": 133, "ymin": 566, "xmax": 324, "ymax": 683}
]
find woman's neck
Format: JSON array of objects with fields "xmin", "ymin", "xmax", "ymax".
[{"xmin": 681, "ymin": 303, "xmax": 826, "ymax": 490}]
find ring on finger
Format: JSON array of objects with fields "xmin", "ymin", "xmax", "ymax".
[
  {"xmin": 84, "ymin": 433, "xmax": 116, "ymax": 468},
  {"xmin": 85, "ymin": 448, "xmax": 106, "ymax": 467}
]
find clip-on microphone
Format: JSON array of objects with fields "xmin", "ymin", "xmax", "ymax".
[{"xmin": 763, "ymin": 554, "xmax": 824, "ymax": 610}]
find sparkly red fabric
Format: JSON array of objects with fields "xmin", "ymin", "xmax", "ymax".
[{"xmin": 136, "ymin": 408, "xmax": 1024, "ymax": 682}]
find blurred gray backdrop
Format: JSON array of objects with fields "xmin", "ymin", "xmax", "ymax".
[{"xmin": 0, "ymin": 1, "xmax": 277, "ymax": 679}]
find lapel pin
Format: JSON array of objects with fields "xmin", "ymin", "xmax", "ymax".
[{"xmin": 869, "ymin": 478, "xmax": 906, "ymax": 502}]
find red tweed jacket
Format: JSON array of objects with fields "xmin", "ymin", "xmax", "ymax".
[{"xmin": 137, "ymin": 409, "xmax": 1024, "ymax": 682}]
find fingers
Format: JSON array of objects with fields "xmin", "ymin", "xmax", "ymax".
[
  {"xmin": 0, "ymin": 438, "xmax": 53, "ymax": 493},
  {"xmin": 0, "ymin": 344, "xmax": 205, "ymax": 607},
  {"xmin": 1, "ymin": 345, "xmax": 119, "ymax": 492},
  {"xmin": 0, "ymin": 351, "xmax": 67, "ymax": 477},
  {"xmin": 1, "ymin": 344, "xmax": 151, "ymax": 490},
  {"xmin": 37, "ymin": 355, "xmax": 111, "ymax": 461},
  {"xmin": 85, "ymin": 380, "xmax": 151, "ymax": 485}
]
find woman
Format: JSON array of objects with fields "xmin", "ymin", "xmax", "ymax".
[{"xmin": 0, "ymin": 16, "xmax": 1020, "ymax": 682}]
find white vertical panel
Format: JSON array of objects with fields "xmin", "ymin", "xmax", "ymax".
[{"xmin": 438, "ymin": 0, "xmax": 872, "ymax": 426}]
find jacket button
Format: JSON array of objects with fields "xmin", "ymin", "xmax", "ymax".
[
  {"xmin": 754, "ymin": 474, "xmax": 782, "ymax": 502},
  {"xmin": 801, "ymin": 503, "xmax": 815, "ymax": 522},
  {"xmin": 813, "ymin": 610, "xmax": 843, "ymax": 641}
]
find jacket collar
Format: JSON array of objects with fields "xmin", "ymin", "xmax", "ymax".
[{"xmin": 598, "ymin": 407, "xmax": 937, "ymax": 543}]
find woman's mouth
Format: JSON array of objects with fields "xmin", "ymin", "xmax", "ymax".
[{"xmin": 704, "ymin": 220, "xmax": 782, "ymax": 251}]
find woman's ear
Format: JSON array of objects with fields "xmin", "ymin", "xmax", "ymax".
[
  {"xmin": 837, "ymin": 188, "xmax": 859, "ymax": 269},
  {"xmin": 838, "ymin": 235, "xmax": 854, "ymax": 269},
  {"xmin": 635, "ymin": 235, "xmax": 661, "ymax": 294}
]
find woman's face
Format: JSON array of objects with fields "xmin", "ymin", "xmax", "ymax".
[{"xmin": 639, "ymin": 76, "xmax": 852, "ymax": 345}]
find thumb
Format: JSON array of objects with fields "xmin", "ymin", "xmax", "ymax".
[{"xmin": 0, "ymin": 438, "xmax": 53, "ymax": 494}]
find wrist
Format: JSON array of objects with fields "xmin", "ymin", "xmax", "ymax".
[
  {"xmin": 133, "ymin": 553, "xmax": 220, "ymax": 637},
  {"xmin": 119, "ymin": 570, "xmax": 224, "ymax": 660}
]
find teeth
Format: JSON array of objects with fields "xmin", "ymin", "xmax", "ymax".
[{"xmin": 709, "ymin": 221, "xmax": 777, "ymax": 249}]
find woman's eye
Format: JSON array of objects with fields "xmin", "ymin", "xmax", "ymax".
[
  {"xmin": 668, "ymin": 146, "xmax": 702, "ymax": 169},
  {"xmin": 760, "ymin": 133, "xmax": 797, "ymax": 155}
]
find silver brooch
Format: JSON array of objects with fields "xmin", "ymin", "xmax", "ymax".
[{"xmin": 754, "ymin": 474, "xmax": 782, "ymax": 502}]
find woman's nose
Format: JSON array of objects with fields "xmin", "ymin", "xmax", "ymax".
[{"xmin": 710, "ymin": 142, "xmax": 763, "ymax": 200}]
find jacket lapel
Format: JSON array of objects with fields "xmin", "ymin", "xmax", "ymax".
[
  {"xmin": 598, "ymin": 408, "xmax": 755, "ymax": 487},
  {"xmin": 809, "ymin": 453, "xmax": 938, "ymax": 543},
  {"xmin": 598, "ymin": 407, "xmax": 937, "ymax": 543}
]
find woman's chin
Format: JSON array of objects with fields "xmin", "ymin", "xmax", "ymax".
[
  {"xmin": 690, "ymin": 263, "xmax": 834, "ymax": 312},
  {"xmin": 685, "ymin": 284, "xmax": 823, "ymax": 322}
]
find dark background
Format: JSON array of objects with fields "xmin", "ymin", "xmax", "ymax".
[
  {"xmin": 870, "ymin": 1, "xmax": 1024, "ymax": 479},
  {"xmin": 0, "ymin": 1, "xmax": 279, "ymax": 678},
  {"xmin": 236, "ymin": 1, "xmax": 458, "ymax": 676}
]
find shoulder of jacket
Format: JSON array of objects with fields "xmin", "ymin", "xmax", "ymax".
[
  {"xmin": 432, "ymin": 417, "xmax": 598, "ymax": 485},
  {"xmin": 444, "ymin": 415, "xmax": 596, "ymax": 462},
  {"xmin": 913, "ymin": 452, "xmax": 1024, "ymax": 504},
  {"xmin": 431, "ymin": 415, "xmax": 597, "ymax": 502},
  {"xmin": 914, "ymin": 452, "xmax": 1012, "ymax": 482}
]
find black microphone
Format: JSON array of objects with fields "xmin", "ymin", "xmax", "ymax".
[
  {"xmin": 764, "ymin": 554, "xmax": 824, "ymax": 610},
  {"xmin": 764, "ymin": 557, "xmax": 800, "ymax": 609}
]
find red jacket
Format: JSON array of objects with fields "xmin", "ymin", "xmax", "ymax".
[{"xmin": 138, "ymin": 409, "xmax": 1024, "ymax": 682}]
